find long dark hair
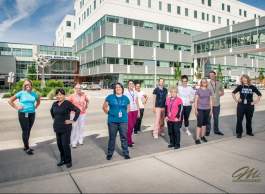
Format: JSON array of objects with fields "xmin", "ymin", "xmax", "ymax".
[{"xmin": 113, "ymin": 82, "xmax": 124, "ymax": 94}]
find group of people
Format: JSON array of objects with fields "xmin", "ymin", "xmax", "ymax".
[{"xmin": 8, "ymin": 70, "xmax": 262, "ymax": 167}]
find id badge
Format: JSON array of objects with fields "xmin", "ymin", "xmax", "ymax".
[
  {"xmin": 118, "ymin": 111, "xmax": 123, "ymax": 118},
  {"xmin": 25, "ymin": 113, "xmax": 29, "ymax": 118},
  {"xmin": 244, "ymin": 99, "xmax": 247, "ymax": 104}
]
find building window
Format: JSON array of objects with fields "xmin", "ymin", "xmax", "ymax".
[
  {"xmin": 177, "ymin": 6, "xmax": 181, "ymax": 15},
  {"xmin": 167, "ymin": 4, "xmax": 172, "ymax": 13},
  {"xmin": 126, "ymin": 0, "xmax": 129, "ymax": 3},
  {"xmin": 148, "ymin": 0, "xmax": 151, "ymax": 8},
  {"xmin": 66, "ymin": 21, "xmax": 71, "ymax": 26},
  {"xmin": 254, "ymin": 14, "xmax": 257, "ymax": 18},
  {"xmin": 185, "ymin": 8, "xmax": 188, "ymax": 16},
  {"xmin": 66, "ymin": 32, "xmax": 71, "ymax": 38},
  {"xmin": 227, "ymin": 5, "xmax": 230, "ymax": 12},
  {"xmin": 202, "ymin": 12, "xmax": 205, "ymax": 20},
  {"xmin": 194, "ymin": 10, "xmax": 197, "ymax": 18},
  {"xmin": 159, "ymin": 1, "xmax": 162, "ymax": 11},
  {"xmin": 232, "ymin": 20, "xmax": 235, "ymax": 24},
  {"xmin": 222, "ymin": 3, "xmax": 225, "ymax": 10},
  {"xmin": 244, "ymin": 10, "xmax": 247, "ymax": 17},
  {"xmin": 137, "ymin": 0, "xmax": 140, "ymax": 6},
  {"xmin": 212, "ymin": 15, "xmax": 215, "ymax": 23},
  {"xmin": 201, "ymin": 0, "xmax": 205, "ymax": 4},
  {"xmin": 218, "ymin": 16, "xmax": 221, "ymax": 24},
  {"xmin": 239, "ymin": 9, "xmax": 242, "ymax": 16},
  {"xmin": 206, "ymin": 13, "xmax": 209, "ymax": 21},
  {"xmin": 208, "ymin": 0, "xmax": 211, "ymax": 6},
  {"xmin": 94, "ymin": 0, "xmax": 96, "ymax": 10},
  {"xmin": 227, "ymin": 19, "xmax": 230, "ymax": 26}
]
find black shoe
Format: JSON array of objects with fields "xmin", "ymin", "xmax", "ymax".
[
  {"xmin": 236, "ymin": 134, "xmax": 242, "ymax": 138},
  {"xmin": 24, "ymin": 148, "xmax": 34, "ymax": 151},
  {"xmin": 124, "ymin": 155, "xmax": 130, "ymax": 160},
  {"xmin": 168, "ymin": 144, "xmax": 174, "ymax": 148},
  {"xmin": 25, "ymin": 149, "xmax": 34, "ymax": 155},
  {"xmin": 195, "ymin": 139, "xmax": 201, "ymax": 144},
  {"xmin": 205, "ymin": 132, "xmax": 210, "ymax": 136},
  {"xmin": 66, "ymin": 163, "xmax": 72, "ymax": 168},
  {"xmin": 201, "ymin": 136, "xmax": 208, "ymax": 143},
  {"xmin": 134, "ymin": 131, "xmax": 138, "ymax": 134},
  {"xmin": 106, "ymin": 155, "xmax": 112, "ymax": 160},
  {"xmin": 214, "ymin": 131, "xmax": 224, "ymax": 136},
  {"xmin": 128, "ymin": 144, "xmax": 133, "ymax": 148},
  {"xmin": 174, "ymin": 146, "xmax": 180, "ymax": 149},
  {"xmin": 57, "ymin": 161, "xmax": 65, "ymax": 167},
  {"xmin": 247, "ymin": 133, "xmax": 254, "ymax": 136}
]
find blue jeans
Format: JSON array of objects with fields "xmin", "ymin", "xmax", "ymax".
[
  {"xmin": 206, "ymin": 105, "xmax": 220, "ymax": 133},
  {"xmin": 107, "ymin": 122, "xmax": 129, "ymax": 156}
]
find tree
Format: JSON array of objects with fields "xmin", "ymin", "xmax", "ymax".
[
  {"xmin": 258, "ymin": 68, "xmax": 264, "ymax": 83},
  {"xmin": 195, "ymin": 63, "xmax": 202, "ymax": 80},
  {"xmin": 174, "ymin": 61, "xmax": 182, "ymax": 85},
  {"xmin": 27, "ymin": 65, "xmax": 37, "ymax": 80},
  {"xmin": 216, "ymin": 64, "xmax": 224, "ymax": 82}
]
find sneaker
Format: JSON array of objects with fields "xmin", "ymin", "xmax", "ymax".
[
  {"xmin": 128, "ymin": 144, "xmax": 134, "ymax": 148},
  {"xmin": 72, "ymin": 144, "xmax": 77, "ymax": 149},
  {"xmin": 236, "ymin": 134, "xmax": 242, "ymax": 138},
  {"xmin": 66, "ymin": 163, "xmax": 72, "ymax": 168},
  {"xmin": 106, "ymin": 155, "xmax": 112, "ymax": 160},
  {"xmin": 25, "ymin": 149, "xmax": 34, "ymax": 155},
  {"xmin": 153, "ymin": 135, "xmax": 159, "ymax": 139},
  {"xmin": 186, "ymin": 130, "xmax": 192, "ymax": 136},
  {"xmin": 205, "ymin": 132, "xmax": 210, "ymax": 136},
  {"xmin": 160, "ymin": 133, "xmax": 166, "ymax": 137},
  {"xmin": 57, "ymin": 161, "xmax": 65, "ymax": 167},
  {"xmin": 214, "ymin": 131, "xmax": 224, "ymax": 136},
  {"xmin": 201, "ymin": 136, "xmax": 208, "ymax": 143},
  {"xmin": 195, "ymin": 139, "xmax": 201, "ymax": 144},
  {"xmin": 174, "ymin": 146, "xmax": 180, "ymax": 149},
  {"xmin": 168, "ymin": 144, "xmax": 174, "ymax": 148},
  {"xmin": 124, "ymin": 155, "xmax": 131, "ymax": 160},
  {"xmin": 247, "ymin": 133, "xmax": 254, "ymax": 136},
  {"xmin": 78, "ymin": 141, "xmax": 84, "ymax": 145}
]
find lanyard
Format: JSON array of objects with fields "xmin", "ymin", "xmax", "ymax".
[
  {"xmin": 128, "ymin": 90, "xmax": 135, "ymax": 102},
  {"xmin": 115, "ymin": 95, "xmax": 123, "ymax": 108},
  {"xmin": 210, "ymin": 81, "xmax": 216, "ymax": 94},
  {"xmin": 169, "ymin": 97, "xmax": 177, "ymax": 113}
]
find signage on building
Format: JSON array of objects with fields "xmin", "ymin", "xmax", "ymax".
[{"xmin": 7, "ymin": 72, "xmax": 15, "ymax": 83}]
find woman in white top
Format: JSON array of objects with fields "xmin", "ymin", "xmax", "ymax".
[{"xmin": 178, "ymin": 75, "xmax": 195, "ymax": 136}]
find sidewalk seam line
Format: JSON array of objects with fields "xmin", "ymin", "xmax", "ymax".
[
  {"xmin": 69, "ymin": 172, "xmax": 83, "ymax": 194},
  {"xmin": 153, "ymin": 156, "xmax": 228, "ymax": 194}
]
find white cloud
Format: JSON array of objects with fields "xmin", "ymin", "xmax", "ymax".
[{"xmin": 0, "ymin": 0, "xmax": 41, "ymax": 36}]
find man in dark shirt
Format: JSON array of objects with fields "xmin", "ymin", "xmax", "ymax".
[
  {"xmin": 152, "ymin": 78, "xmax": 168, "ymax": 139},
  {"xmin": 232, "ymin": 75, "xmax": 262, "ymax": 138}
]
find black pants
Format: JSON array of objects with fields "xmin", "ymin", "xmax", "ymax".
[
  {"xmin": 134, "ymin": 109, "xmax": 144, "ymax": 133},
  {"xmin": 167, "ymin": 121, "xmax": 181, "ymax": 147},
  {"xmin": 236, "ymin": 104, "xmax": 254, "ymax": 135},
  {"xmin": 107, "ymin": 122, "xmax": 129, "ymax": 156},
  {"xmin": 181, "ymin": 106, "xmax": 192, "ymax": 127},
  {"xmin": 56, "ymin": 130, "xmax": 72, "ymax": 163},
  {"xmin": 197, "ymin": 109, "xmax": 210, "ymax": 128},
  {"xmin": 18, "ymin": 112, "xmax": 35, "ymax": 149},
  {"xmin": 206, "ymin": 105, "xmax": 220, "ymax": 134}
]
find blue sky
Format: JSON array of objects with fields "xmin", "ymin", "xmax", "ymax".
[{"xmin": 0, "ymin": 0, "xmax": 264, "ymax": 46}]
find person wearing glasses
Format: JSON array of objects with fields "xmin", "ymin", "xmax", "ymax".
[
  {"xmin": 103, "ymin": 83, "xmax": 131, "ymax": 160},
  {"xmin": 178, "ymin": 75, "xmax": 194, "ymax": 136},
  {"xmin": 8, "ymin": 80, "xmax": 40, "ymax": 155},
  {"xmin": 232, "ymin": 75, "xmax": 262, "ymax": 138},
  {"xmin": 194, "ymin": 78, "xmax": 213, "ymax": 144},
  {"xmin": 68, "ymin": 84, "xmax": 89, "ymax": 148}
]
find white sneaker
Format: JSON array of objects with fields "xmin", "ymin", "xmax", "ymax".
[
  {"xmin": 72, "ymin": 144, "xmax": 77, "ymax": 148},
  {"xmin": 78, "ymin": 141, "xmax": 84, "ymax": 145},
  {"xmin": 160, "ymin": 133, "xmax": 166, "ymax": 137},
  {"xmin": 186, "ymin": 130, "xmax": 192, "ymax": 136},
  {"xmin": 153, "ymin": 135, "xmax": 159, "ymax": 139}
]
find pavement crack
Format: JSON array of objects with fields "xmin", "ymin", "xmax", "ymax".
[
  {"xmin": 68, "ymin": 172, "xmax": 83, "ymax": 194},
  {"xmin": 153, "ymin": 156, "xmax": 228, "ymax": 194}
]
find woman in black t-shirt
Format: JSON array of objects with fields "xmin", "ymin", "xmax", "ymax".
[{"xmin": 232, "ymin": 75, "xmax": 262, "ymax": 138}]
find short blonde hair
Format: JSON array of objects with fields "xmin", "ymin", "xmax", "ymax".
[{"xmin": 169, "ymin": 86, "xmax": 178, "ymax": 93}]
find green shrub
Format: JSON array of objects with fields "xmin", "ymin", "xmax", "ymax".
[
  {"xmin": 2, "ymin": 93, "xmax": 12, "ymax": 98},
  {"xmin": 46, "ymin": 80, "xmax": 64, "ymax": 88},
  {"xmin": 47, "ymin": 89, "xmax": 56, "ymax": 100}
]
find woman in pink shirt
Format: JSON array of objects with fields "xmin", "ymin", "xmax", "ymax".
[
  {"xmin": 68, "ymin": 84, "xmax": 89, "ymax": 148},
  {"xmin": 165, "ymin": 87, "xmax": 183, "ymax": 149}
]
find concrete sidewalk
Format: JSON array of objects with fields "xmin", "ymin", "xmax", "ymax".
[{"xmin": 0, "ymin": 131, "xmax": 265, "ymax": 193}]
